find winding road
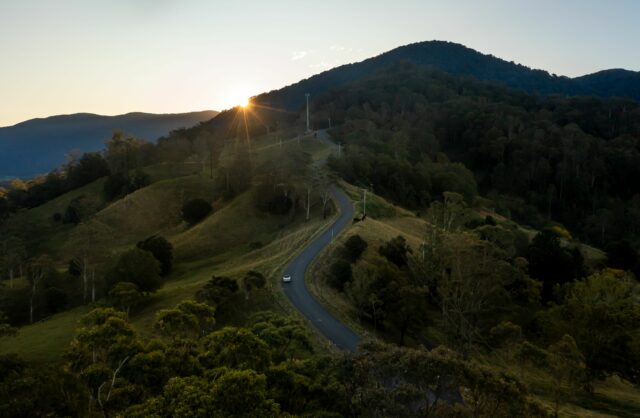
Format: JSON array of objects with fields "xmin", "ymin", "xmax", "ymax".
[{"xmin": 281, "ymin": 183, "xmax": 360, "ymax": 351}]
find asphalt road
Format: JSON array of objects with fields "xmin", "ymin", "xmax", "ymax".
[{"xmin": 281, "ymin": 185, "xmax": 360, "ymax": 352}]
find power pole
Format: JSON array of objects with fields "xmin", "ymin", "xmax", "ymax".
[
  {"xmin": 328, "ymin": 117, "xmax": 332, "ymax": 129},
  {"xmin": 337, "ymin": 142, "xmax": 341, "ymax": 158},
  {"xmin": 305, "ymin": 93, "xmax": 310, "ymax": 132},
  {"xmin": 363, "ymin": 188, "xmax": 367, "ymax": 217}
]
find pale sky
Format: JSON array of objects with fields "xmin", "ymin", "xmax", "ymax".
[{"xmin": 1, "ymin": 0, "xmax": 639, "ymax": 127}]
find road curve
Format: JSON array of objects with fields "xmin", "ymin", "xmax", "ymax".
[{"xmin": 281, "ymin": 185, "xmax": 360, "ymax": 351}]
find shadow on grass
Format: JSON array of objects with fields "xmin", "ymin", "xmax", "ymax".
[{"xmin": 575, "ymin": 391, "xmax": 640, "ymax": 418}]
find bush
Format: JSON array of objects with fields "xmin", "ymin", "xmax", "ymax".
[
  {"xmin": 379, "ymin": 236, "xmax": 412, "ymax": 268},
  {"xmin": 327, "ymin": 259, "xmax": 352, "ymax": 291},
  {"xmin": 182, "ymin": 198, "xmax": 213, "ymax": 225},
  {"xmin": 137, "ymin": 235, "xmax": 174, "ymax": 276},
  {"xmin": 106, "ymin": 248, "xmax": 162, "ymax": 293},
  {"xmin": 341, "ymin": 235, "xmax": 368, "ymax": 263}
]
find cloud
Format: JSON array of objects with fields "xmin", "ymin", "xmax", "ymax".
[{"xmin": 291, "ymin": 51, "xmax": 308, "ymax": 61}]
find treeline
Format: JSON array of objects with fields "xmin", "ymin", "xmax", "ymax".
[
  {"xmin": 0, "ymin": 306, "xmax": 549, "ymax": 417},
  {"xmin": 321, "ymin": 63, "xmax": 640, "ymax": 250}
]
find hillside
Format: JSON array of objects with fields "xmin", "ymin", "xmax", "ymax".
[
  {"xmin": 0, "ymin": 110, "xmax": 218, "ymax": 179},
  {"xmin": 2, "ymin": 41, "xmax": 640, "ymax": 417},
  {"xmin": 254, "ymin": 40, "xmax": 640, "ymax": 112}
]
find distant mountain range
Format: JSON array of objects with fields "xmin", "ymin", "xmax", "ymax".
[
  {"xmin": 254, "ymin": 40, "xmax": 640, "ymax": 110},
  {"xmin": 0, "ymin": 111, "xmax": 218, "ymax": 179}
]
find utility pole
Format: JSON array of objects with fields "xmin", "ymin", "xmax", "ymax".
[
  {"xmin": 337, "ymin": 142, "xmax": 341, "ymax": 158},
  {"xmin": 328, "ymin": 117, "xmax": 332, "ymax": 129},
  {"xmin": 305, "ymin": 93, "xmax": 310, "ymax": 132},
  {"xmin": 363, "ymin": 188, "xmax": 367, "ymax": 217}
]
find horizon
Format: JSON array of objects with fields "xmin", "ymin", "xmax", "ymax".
[{"xmin": 2, "ymin": 0, "xmax": 640, "ymax": 126}]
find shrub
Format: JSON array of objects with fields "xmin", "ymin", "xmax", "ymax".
[
  {"xmin": 182, "ymin": 198, "xmax": 213, "ymax": 225},
  {"xmin": 341, "ymin": 235, "xmax": 368, "ymax": 263},
  {"xmin": 137, "ymin": 235, "xmax": 174, "ymax": 276},
  {"xmin": 106, "ymin": 248, "xmax": 162, "ymax": 293},
  {"xmin": 327, "ymin": 259, "xmax": 352, "ymax": 291},
  {"xmin": 379, "ymin": 236, "xmax": 412, "ymax": 268}
]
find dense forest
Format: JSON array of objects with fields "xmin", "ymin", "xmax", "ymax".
[{"xmin": 321, "ymin": 63, "xmax": 640, "ymax": 257}]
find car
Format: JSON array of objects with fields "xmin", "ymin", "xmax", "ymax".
[{"xmin": 282, "ymin": 274, "xmax": 292, "ymax": 283}]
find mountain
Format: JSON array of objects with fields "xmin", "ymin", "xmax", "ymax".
[
  {"xmin": 254, "ymin": 40, "xmax": 640, "ymax": 111},
  {"xmin": 574, "ymin": 68, "xmax": 640, "ymax": 99},
  {"xmin": 0, "ymin": 110, "xmax": 218, "ymax": 179}
]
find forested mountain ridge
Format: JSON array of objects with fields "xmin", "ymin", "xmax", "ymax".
[
  {"xmin": 254, "ymin": 40, "xmax": 640, "ymax": 112},
  {"xmin": 0, "ymin": 110, "xmax": 218, "ymax": 178},
  {"xmin": 313, "ymin": 62, "xmax": 640, "ymax": 260}
]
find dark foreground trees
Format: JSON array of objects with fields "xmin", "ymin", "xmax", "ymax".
[{"xmin": 0, "ymin": 305, "xmax": 552, "ymax": 417}]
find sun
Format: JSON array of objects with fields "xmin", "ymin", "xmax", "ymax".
[{"xmin": 223, "ymin": 85, "xmax": 254, "ymax": 110}]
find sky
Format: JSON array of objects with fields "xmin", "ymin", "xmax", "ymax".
[{"xmin": 1, "ymin": 0, "xmax": 639, "ymax": 127}]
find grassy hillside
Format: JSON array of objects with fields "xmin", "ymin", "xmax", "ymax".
[{"xmin": 0, "ymin": 130, "xmax": 337, "ymax": 362}]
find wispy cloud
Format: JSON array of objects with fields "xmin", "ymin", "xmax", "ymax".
[
  {"xmin": 291, "ymin": 50, "xmax": 308, "ymax": 61},
  {"xmin": 330, "ymin": 45, "xmax": 353, "ymax": 53}
]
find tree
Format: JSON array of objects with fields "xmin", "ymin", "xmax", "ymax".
[
  {"xmin": 0, "ymin": 236, "xmax": 26, "ymax": 288},
  {"xmin": 526, "ymin": 230, "xmax": 584, "ymax": 302},
  {"xmin": 217, "ymin": 145, "xmax": 253, "ymax": 199},
  {"xmin": 27, "ymin": 255, "xmax": 53, "ymax": 324},
  {"xmin": 154, "ymin": 308, "xmax": 199, "ymax": 341},
  {"xmin": 137, "ymin": 235, "xmax": 174, "ymax": 276},
  {"xmin": 436, "ymin": 233, "xmax": 511, "ymax": 354},
  {"xmin": 103, "ymin": 171, "xmax": 150, "ymax": 201},
  {"xmin": 563, "ymin": 269, "xmax": 640, "ymax": 386},
  {"xmin": 129, "ymin": 370, "xmax": 279, "ymax": 418},
  {"xmin": 379, "ymin": 235, "xmax": 412, "ymax": 268},
  {"xmin": 181, "ymin": 198, "xmax": 212, "ymax": 225},
  {"xmin": 104, "ymin": 131, "xmax": 148, "ymax": 175},
  {"xmin": 196, "ymin": 275, "xmax": 239, "ymax": 308},
  {"xmin": 241, "ymin": 271, "xmax": 267, "ymax": 300},
  {"xmin": 109, "ymin": 282, "xmax": 143, "ymax": 315},
  {"xmin": 249, "ymin": 312, "xmax": 313, "ymax": 361},
  {"xmin": 69, "ymin": 220, "xmax": 112, "ymax": 303},
  {"xmin": 208, "ymin": 368, "xmax": 279, "ymax": 417},
  {"xmin": 106, "ymin": 248, "xmax": 162, "ymax": 293},
  {"xmin": 516, "ymin": 340, "xmax": 549, "ymax": 381},
  {"xmin": 327, "ymin": 259, "xmax": 352, "ymax": 291},
  {"xmin": 67, "ymin": 308, "xmax": 140, "ymax": 417},
  {"xmin": 175, "ymin": 300, "xmax": 215, "ymax": 335},
  {"xmin": 65, "ymin": 152, "xmax": 110, "ymax": 189},
  {"xmin": 341, "ymin": 234, "xmax": 368, "ymax": 262},
  {"xmin": 63, "ymin": 195, "xmax": 100, "ymax": 224},
  {"xmin": 200, "ymin": 327, "xmax": 271, "ymax": 372},
  {"xmin": 385, "ymin": 282, "xmax": 429, "ymax": 346},
  {"xmin": 0, "ymin": 311, "xmax": 17, "ymax": 338},
  {"xmin": 547, "ymin": 335, "xmax": 585, "ymax": 417}
]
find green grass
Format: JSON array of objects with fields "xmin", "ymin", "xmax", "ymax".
[
  {"xmin": 0, "ymin": 305, "xmax": 91, "ymax": 363},
  {"xmin": 0, "ymin": 129, "xmax": 337, "ymax": 361}
]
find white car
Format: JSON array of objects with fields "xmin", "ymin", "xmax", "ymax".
[{"xmin": 282, "ymin": 274, "xmax": 292, "ymax": 283}]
